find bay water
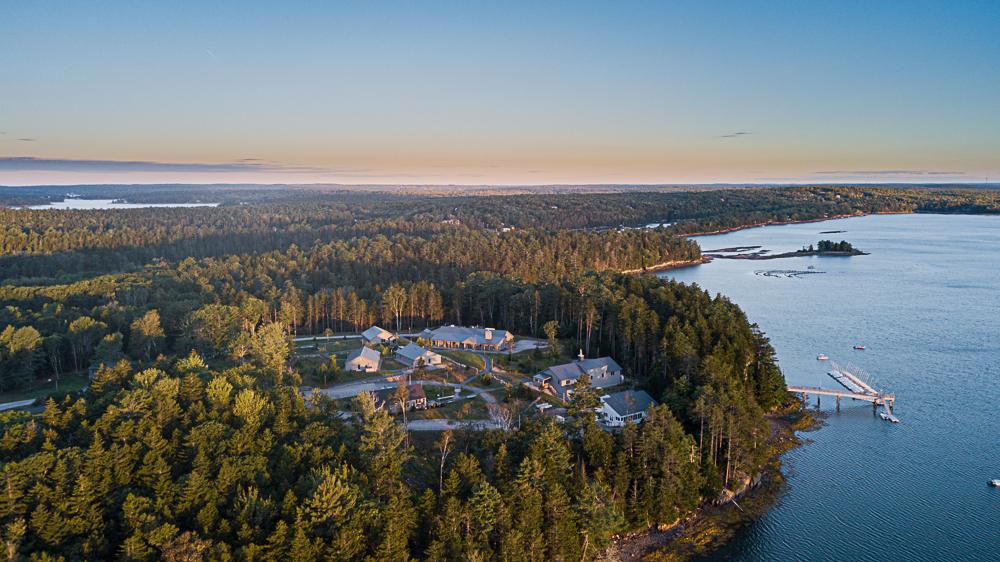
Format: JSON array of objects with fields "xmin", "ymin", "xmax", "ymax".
[{"xmin": 662, "ymin": 214, "xmax": 1000, "ymax": 561}]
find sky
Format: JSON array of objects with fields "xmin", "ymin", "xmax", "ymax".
[{"xmin": 2, "ymin": 0, "xmax": 999, "ymax": 186}]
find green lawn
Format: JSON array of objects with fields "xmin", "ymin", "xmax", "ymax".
[
  {"xmin": 0, "ymin": 373, "xmax": 90, "ymax": 405},
  {"xmin": 423, "ymin": 385, "xmax": 459, "ymax": 400},
  {"xmin": 295, "ymin": 338, "xmax": 362, "ymax": 355},
  {"xmin": 379, "ymin": 358, "xmax": 407, "ymax": 371},
  {"xmin": 495, "ymin": 349, "xmax": 567, "ymax": 375},
  {"xmin": 409, "ymin": 396, "xmax": 489, "ymax": 421},
  {"xmin": 438, "ymin": 350, "xmax": 486, "ymax": 370},
  {"xmin": 469, "ymin": 373, "xmax": 500, "ymax": 389}
]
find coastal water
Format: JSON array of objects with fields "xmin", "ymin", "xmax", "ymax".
[
  {"xmin": 662, "ymin": 214, "xmax": 1000, "ymax": 562},
  {"xmin": 25, "ymin": 199, "xmax": 219, "ymax": 210}
]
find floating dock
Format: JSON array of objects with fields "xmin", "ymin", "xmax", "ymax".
[{"xmin": 788, "ymin": 360, "xmax": 899, "ymax": 423}]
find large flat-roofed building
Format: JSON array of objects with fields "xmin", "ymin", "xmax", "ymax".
[
  {"xmin": 345, "ymin": 347, "xmax": 381, "ymax": 372},
  {"xmin": 419, "ymin": 325, "xmax": 513, "ymax": 351},
  {"xmin": 533, "ymin": 356, "xmax": 624, "ymax": 401}
]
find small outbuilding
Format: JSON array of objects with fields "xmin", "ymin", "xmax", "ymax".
[
  {"xmin": 345, "ymin": 347, "xmax": 382, "ymax": 373},
  {"xmin": 395, "ymin": 343, "xmax": 442, "ymax": 368},
  {"xmin": 374, "ymin": 384, "xmax": 428, "ymax": 413},
  {"xmin": 362, "ymin": 325, "xmax": 397, "ymax": 345}
]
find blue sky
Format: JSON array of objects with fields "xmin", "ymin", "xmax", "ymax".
[{"xmin": 2, "ymin": 0, "xmax": 998, "ymax": 185}]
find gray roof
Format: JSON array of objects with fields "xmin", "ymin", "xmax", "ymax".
[
  {"xmin": 374, "ymin": 384, "xmax": 426, "ymax": 404},
  {"xmin": 346, "ymin": 346, "xmax": 381, "ymax": 364},
  {"xmin": 362, "ymin": 325, "xmax": 394, "ymax": 340},
  {"xmin": 540, "ymin": 357, "xmax": 622, "ymax": 387},
  {"xmin": 396, "ymin": 342, "xmax": 434, "ymax": 362},
  {"xmin": 421, "ymin": 325, "xmax": 512, "ymax": 346},
  {"xmin": 601, "ymin": 390, "xmax": 657, "ymax": 417}
]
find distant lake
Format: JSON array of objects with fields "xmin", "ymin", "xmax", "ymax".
[
  {"xmin": 24, "ymin": 199, "xmax": 219, "ymax": 210},
  {"xmin": 662, "ymin": 213, "xmax": 1000, "ymax": 562}
]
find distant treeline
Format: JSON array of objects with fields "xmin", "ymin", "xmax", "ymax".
[{"xmin": 2, "ymin": 186, "xmax": 998, "ymax": 279}]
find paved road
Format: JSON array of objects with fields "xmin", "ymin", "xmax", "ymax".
[
  {"xmin": 406, "ymin": 419, "xmax": 499, "ymax": 431},
  {"xmin": 317, "ymin": 378, "xmax": 498, "ymax": 404}
]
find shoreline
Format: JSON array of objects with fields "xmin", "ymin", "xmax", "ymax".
[
  {"xmin": 675, "ymin": 211, "xmax": 913, "ymax": 238},
  {"xmin": 605, "ymin": 403, "xmax": 821, "ymax": 561},
  {"xmin": 708, "ymin": 249, "xmax": 869, "ymax": 261},
  {"xmin": 620, "ymin": 257, "xmax": 711, "ymax": 274}
]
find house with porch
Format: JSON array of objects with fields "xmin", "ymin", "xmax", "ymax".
[
  {"xmin": 597, "ymin": 390, "xmax": 657, "ymax": 427},
  {"xmin": 419, "ymin": 325, "xmax": 513, "ymax": 351},
  {"xmin": 533, "ymin": 354, "xmax": 623, "ymax": 401}
]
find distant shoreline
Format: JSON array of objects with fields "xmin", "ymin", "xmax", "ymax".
[
  {"xmin": 708, "ymin": 248, "xmax": 868, "ymax": 261},
  {"xmin": 620, "ymin": 257, "xmax": 711, "ymax": 274},
  {"xmin": 676, "ymin": 210, "xmax": 920, "ymax": 238}
]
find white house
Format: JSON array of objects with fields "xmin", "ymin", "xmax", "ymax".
[
  {"xmin": 361, "ymin": 325, "xmax": 397, "ymax": 345},
  {"xmin": 395, "ymin": 343, "xmax": 442, "ymax": 368},
  {"xmin": 597, "ymin": 390, "xmax": 657, "ymax": 427},
  {"xmin": 345, "ymin": 347, "xmax": 381, "ymax": 373}
]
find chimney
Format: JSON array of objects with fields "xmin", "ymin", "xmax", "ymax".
[
  {"xmin": 484, "ymin": 328, "xmax": 493, "ymax": 341},
  {"xmin": 578, "ymin": 349, "xmax": 585, "ymax": 362}
]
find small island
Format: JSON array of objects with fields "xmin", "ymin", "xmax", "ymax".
[
  {"xmin": 708, "ymin": 239, "xmax": 868, "ymax": 260},
  {"xmin": 806, "ymin": 239, "xmax": 868, "ymax": 255}
]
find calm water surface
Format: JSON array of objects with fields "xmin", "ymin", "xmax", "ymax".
[
  {"xmin": 661, "ymin": 214, "xmax": 1000, "ymax": 562},
  {"xmin": 25, "ymin": 199, "xmax": 219, "ymax": 210}
]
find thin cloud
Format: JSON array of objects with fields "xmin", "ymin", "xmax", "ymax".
[
  {"xmin": 0, "ymin": 156, "xmax": 335, "ymax": 174},
  {"xmin": 720, "ymin": 131, "xmax": 752, "ymax": 138},
  {"xmin": 815, "ymin": 170, "xmax": 965, "ymax": 176}
]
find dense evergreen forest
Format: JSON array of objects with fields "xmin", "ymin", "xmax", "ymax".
[{"xmin": 0, "ymin": 185, "xmax": 994, "ymax": 559}]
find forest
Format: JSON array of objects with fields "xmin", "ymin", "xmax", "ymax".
[{"xmin": 0, "ymin": 184, "xmax": 994, "ymax": 559}]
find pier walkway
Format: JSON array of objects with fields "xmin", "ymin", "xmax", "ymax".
[{"xmin": 787, "ymin": 361, "xmax": 898, "ymax": 422}]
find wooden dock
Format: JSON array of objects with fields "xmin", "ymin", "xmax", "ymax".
[{"xmin": 787, "ymin": 361, "xmax": 898, "ymax": 421}]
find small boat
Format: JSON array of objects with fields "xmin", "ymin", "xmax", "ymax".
[
  {"xmin": 853, "ymin": 345, "xmax": 866, "ymax": 350},
  {"xmin": 988, "ymin": 479, "xmax": 1000, "ymax": 488},
  {"xmin": 879, "ymin": 411, "xmax": 900, "ymax": 423},
  {"xmin": 817, "ymin": 354, "xmax": 829, "ymax": 361}
]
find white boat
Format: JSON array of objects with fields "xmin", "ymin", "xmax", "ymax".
[
  {"xmin": 853, "ymin": 345, "xmax": 866, "ymax": 350},
  {"xmin": 817, "ymin": 354, "xmax": 829, "ymax": 361},
  {"xmin": 989, "ymin": 479, "xmax": 1000, "ymax": 488}
]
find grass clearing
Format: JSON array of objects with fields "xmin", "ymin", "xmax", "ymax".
[
  {"xmin": 380, "ymin": 358, "xmax": 407, "ymax": 371},
  {"xmin": 495, "ymin": 349, "xmax": 569, "ymax": 375},
  {"xmin": 0, "ymin": 372, "xmax": 90, "ymax": 404},
  {"xmin": 438, "ymin": 350, "xmax": 486, "ymax": 370}
]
